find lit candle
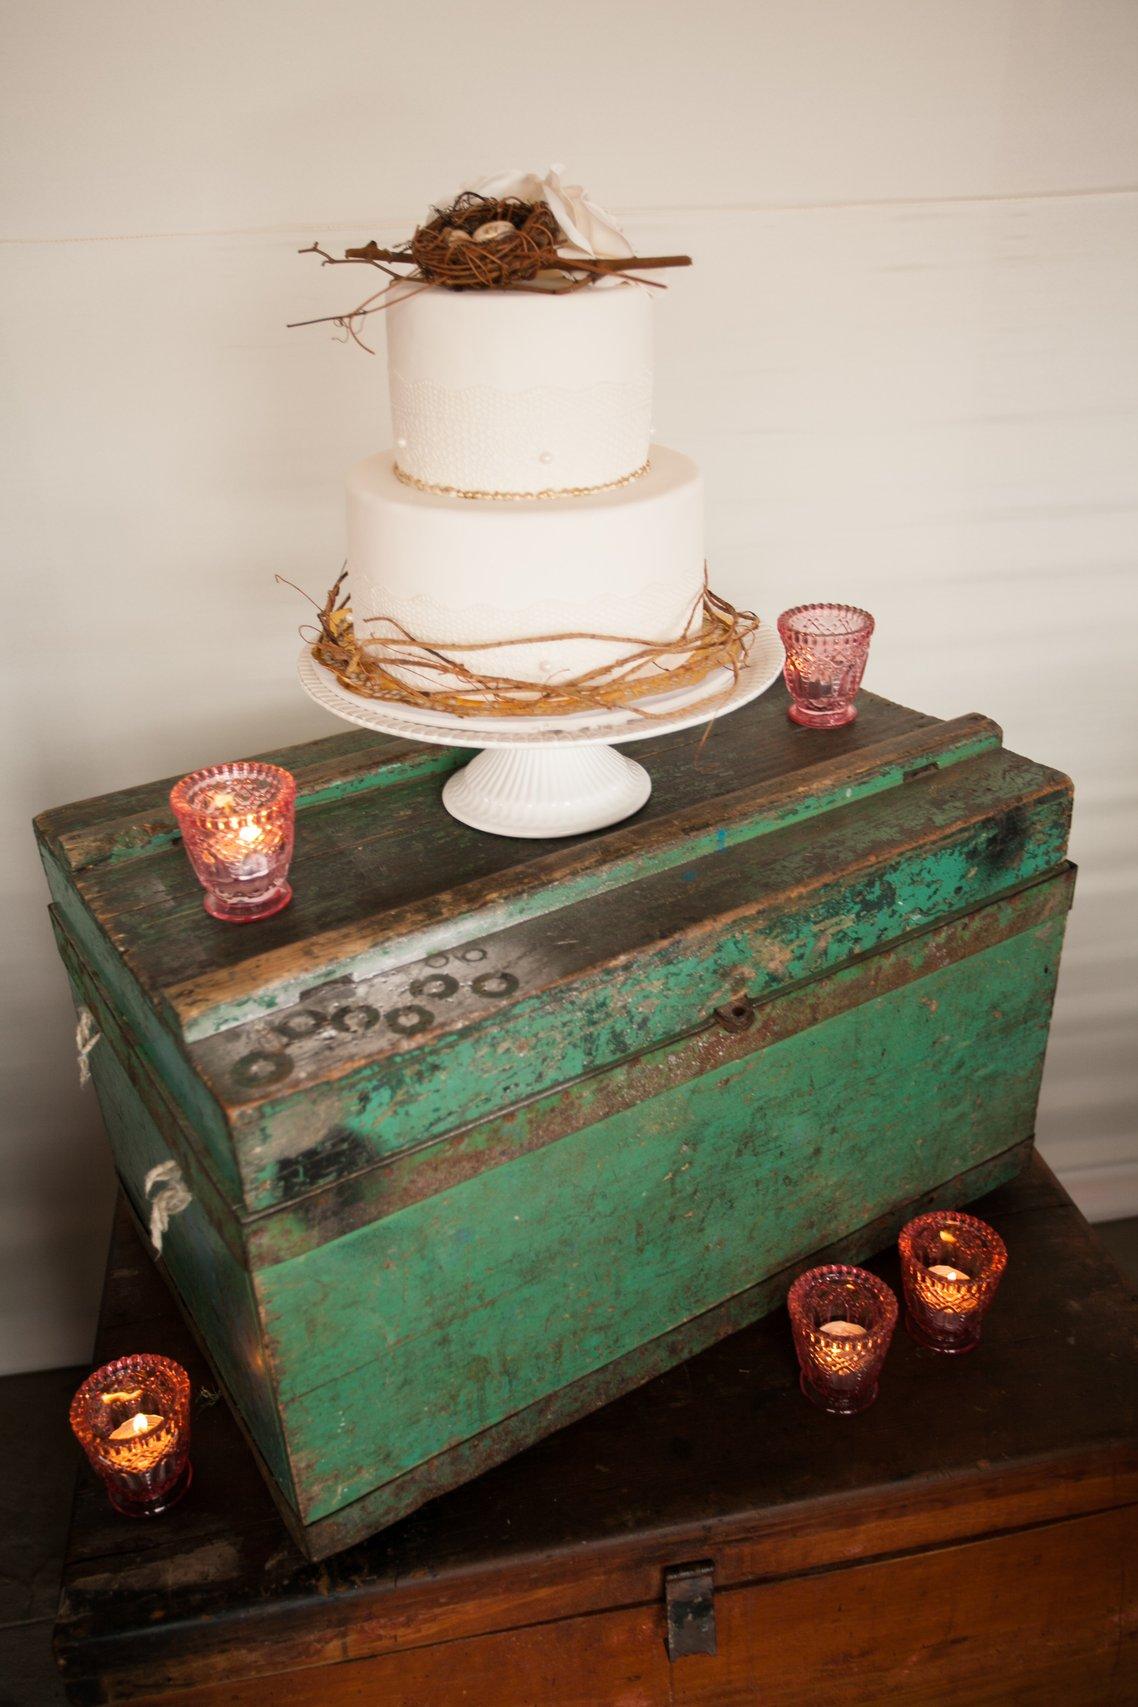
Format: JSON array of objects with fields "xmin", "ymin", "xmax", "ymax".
[
  {"xmin": 108, "ymin": 1411, "xmax": 165, "ymax": 1441},
  {"xmin": 170, "ymin": 762, "xmax": 295, "ymax": 923},
  {"xmin": 899, "ymin": 1212, "xmax": 1008, "ymax": 1355},
  {"xmin": 788, "ymin": 1267, "xmax": 898, "ymax": 1415},
  {"xmin": 816, "ymin": 1319, "xmax": 869, "ymax": 1391},
  {"xmin": 814, "ymin": 1319, "xmax": 869, "ymax": 1394},
  {"xmin": 70, "ymin": 1356, "xmax": 192, "ymax": 1517}
]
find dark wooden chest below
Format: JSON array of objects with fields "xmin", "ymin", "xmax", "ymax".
[{"xmin": 55, "ymin": 1154, "xmax": 1138, "ymax": 1705}]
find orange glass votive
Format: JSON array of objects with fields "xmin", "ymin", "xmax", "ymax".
[
  {"xmin": 70, "ymin": 1354, "xmax": 192, "ymax": 1516},
  {"xmin": 899, "ymin": 1211, "xmax": 1008, "ymax": 1355},
  {"xmin": 170, "ymin": 761, "xmax": 295, "ymax": 922},
  {"xmin": 788, "ymin": 1265, "xmax": 898, "ymax": 1415}
]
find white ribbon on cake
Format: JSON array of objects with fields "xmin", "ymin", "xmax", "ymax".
[{"xmin": 463, "ymin": 166, "xmax": 635, "ymax": 263}]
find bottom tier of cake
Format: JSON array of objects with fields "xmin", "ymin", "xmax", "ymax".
[{"xmin": 346, "ymin": 443, "xmax": 704, "ymax": 688}]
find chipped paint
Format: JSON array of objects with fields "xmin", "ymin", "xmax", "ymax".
[{"xmin": 33, "ymin": 696, "xmax": 1075, "ymax": 1560}]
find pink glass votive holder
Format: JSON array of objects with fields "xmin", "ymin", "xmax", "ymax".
[
  {"xmin": 788, "ymin": 1265, "xmax": 898, "ymax": 1415},
  {"xmin": 70, "ymin": 1354, "xmax": 192, "ymax": 1517},
  {"xmin": 170, "ymin": 761, "xmax": 296, "ymax": 923},
  {"xmin": 899, "ymin": 1211, "xmax": 1008, "ymax": 1355},
  {"xmin": 777, "ymin": 604, "xmax": 875, "ymax": 728}
]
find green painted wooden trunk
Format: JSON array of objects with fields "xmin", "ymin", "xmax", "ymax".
[{"xmin": 35, "ymin": 690, "xmax": 1074, "ymax": 1559}]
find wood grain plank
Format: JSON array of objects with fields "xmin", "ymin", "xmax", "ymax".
[
  {"xmin": 80, "ymin": 1506, "xmax": 1138, "ymax": 1706},
  {"xmin": 674, "ymin": 1506, "xmax": 1138, "ymax": 1706},
  {"xmin": 42, "ymin": 692, "xmax": 942, "ymax": 1046},
  {"xmin": 165, "ymin": 704, "xmax": 982, "ymax": 1040},
  {"xmin": 34, "ymin": 728, "xmax": 447, "ymax": 863}
]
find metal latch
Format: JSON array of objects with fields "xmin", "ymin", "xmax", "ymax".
[
  {"xmin": 664, "ymin": 1559, "xmax": 717, "ymax": 1659},
  {"xmin": 712, "ymin": 994, "xmax": 756, "ymax": 1034}
]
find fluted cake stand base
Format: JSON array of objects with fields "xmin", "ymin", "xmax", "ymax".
[
  {"xmin": 298, "ymin": 624, "xmax": 784, "ymax": 839},
  {"xmin": 441, "ymin": 744, "xmax": 651, "ymax": 838}
]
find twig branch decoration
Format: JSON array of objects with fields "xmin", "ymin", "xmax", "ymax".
[
  {"xmin": 287, "ymin": 568, "xmax": 757, "ymax": 722},
  {"xmin": 289, "ymin": 193, "xmax": 692, "ymax": 351}
]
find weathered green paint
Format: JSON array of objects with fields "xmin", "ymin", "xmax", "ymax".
[
  {"xmin": 175, "ymin": 714, "xmax": 1002, "ymax": 1039},
  {"xmin": 36, "ymin": 701, "xmax": 1003, "ymax": 1213},
  {"xmin": 213, "ymin": 746, "xmax": 1069, "ymax": 1212},
  {"xmin": 50, "ymin": 912, "xmax": 241, "ymax": 1256},
  {"xmin": 33, "ymin": 691, "xmax": 1075, "ymax": 1558},
  {"xmin": 37, "ymin": 697, "xmax": 957, "ymax": 1055},
  {"xmin": 38, "ymin": 844, "xmax": 244, "ymax": 1202},
  {"xmin": 243, "ymin": 866, "xmax": 1073, "ymax": 1269},
  {"xmin": 273, "ymin": 1137, "xmax": 1033, "ymax": 1559},
  {"xmin": 44, "ymin": 727, "xmax": 471, "ymax": 871},
  {"xmin": 264, "ymin": 914, "xmax": 1063, "ymax": 1523}
]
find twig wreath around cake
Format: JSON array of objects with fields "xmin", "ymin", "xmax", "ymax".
[{"xmin": 290, "ymin": 166, "xmax": 758, "ymax": 717}]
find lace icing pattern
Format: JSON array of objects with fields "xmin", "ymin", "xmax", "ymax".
[
  {"xmin": 352, "ymin": 574, "xmax": 703, "ymax": 649},
  {"xmin": 390, "ymin": 371, "xmax": 653, "ymax": 495}
]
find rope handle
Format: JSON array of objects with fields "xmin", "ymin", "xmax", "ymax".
[
  {"xmin": 144, "ymin": 1160, "xmax": 193, "ymax": 1257},
  {"xmin": 75, "ymin": 1007, "xmax": 101, "ymax": 1087}
]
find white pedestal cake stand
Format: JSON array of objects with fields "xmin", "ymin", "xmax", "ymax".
[{"xmin": 297, "ymin": 623, "xmax": 784, "ymax": 838}]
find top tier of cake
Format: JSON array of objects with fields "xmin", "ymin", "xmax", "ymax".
[{"xmin": 386, "ymin": 281, "xmax": 653, "ymax": 499}]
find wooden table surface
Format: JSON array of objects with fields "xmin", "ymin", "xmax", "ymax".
[{"xmin": 47, "ymin": 1150, "xmax": 1138, "ymax": 1704}]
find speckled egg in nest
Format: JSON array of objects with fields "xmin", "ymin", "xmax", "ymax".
[{"xmin": 410, "ymin": 194, "xmax": 562, "ymax": 289}]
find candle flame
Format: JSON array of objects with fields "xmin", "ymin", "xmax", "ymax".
[
  {"xmin": 108, "ymin": 1410, "xmax": 165, "ymax": 1441},
  {"xmin": 237, "ymin": 822, "xmax": 263, "ymax": 844}
]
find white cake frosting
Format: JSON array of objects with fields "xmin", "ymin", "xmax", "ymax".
[
  {"xmin": 347, "ymin": 445, "xmax": 704, "ymax": 688},
  {"xmin": 386, "ymin": 282, "xmax": 653, "ymax": 498},
  {"xmin": 335, "ymin": 173, "xmax": 706, "ymax": 697}
]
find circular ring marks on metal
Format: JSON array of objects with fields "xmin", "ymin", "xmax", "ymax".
[
  {"xmin": 471, "ymin": 971, "xmax": 519, "ymax": 1000},
  {"xmin": 457, "ymin": 946, "xmax": 487, "ymax": 963},
  {"xmin": 385, "ymin": 1004, "xmax": 434, "ymax": 1037},
  {"xmin": 331, "ymin": 1004, "xmax": 381, "ymax": 1035},
  {"xmin": 273, "ymin": 1009, "xmax": 326, "ymax": 1042},
  {"xmin": 232, "ymin": 1050, "xmax": 293, "ymax": 1090},
  {"xmin": 410, "ymin": 974, "xmax": 459, "ymax": 1001},
  {"xmin": 425, "ymin": 953, "xmax": 449, "ymax": 969}
]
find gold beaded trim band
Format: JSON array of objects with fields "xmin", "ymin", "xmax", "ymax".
[{"xmin": 392, "ymin": 459, "xmax": 651, "ymax": 502}]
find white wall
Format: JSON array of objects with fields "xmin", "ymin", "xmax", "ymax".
[{"xmin": 2, "ymin": 1, "xmax": 1136, "ymax": 1375}]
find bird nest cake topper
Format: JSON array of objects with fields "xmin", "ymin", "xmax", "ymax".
[{"xmin": 292, "ymin": 166, "xmax": 691, "ymax": 350}]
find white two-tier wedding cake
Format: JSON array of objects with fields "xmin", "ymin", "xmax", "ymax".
[{"xmin": 339, "ymin": 168, "xmax": 705, "ymax": 691}]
